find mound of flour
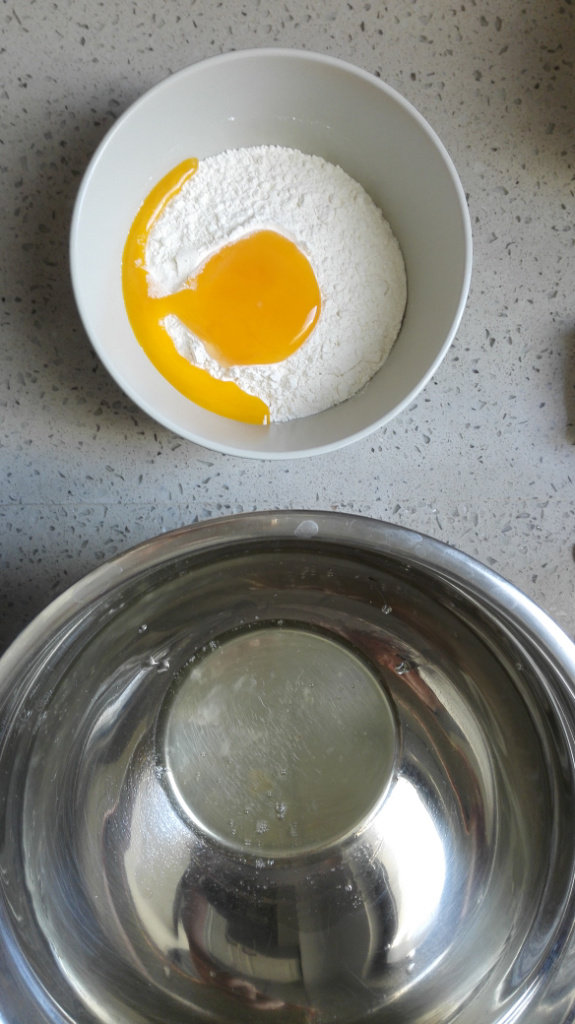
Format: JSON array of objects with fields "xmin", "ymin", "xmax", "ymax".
[{"xmin": 146, "ymin": 146, "xmax": 407, "ymax": 422}]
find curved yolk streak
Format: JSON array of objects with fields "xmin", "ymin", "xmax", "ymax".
[{"xmin": 122, "ymin": 158, "xmax": 321, "ymax": 425}]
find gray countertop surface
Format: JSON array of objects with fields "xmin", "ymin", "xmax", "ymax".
[{"xmin": 1, "ymin": 0, "xmax": 573, "ymax": 652}]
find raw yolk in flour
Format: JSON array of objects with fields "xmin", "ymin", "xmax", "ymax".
[{"xmin": 122, "ymin": 159, "xmax": 321, "ymax": 424}]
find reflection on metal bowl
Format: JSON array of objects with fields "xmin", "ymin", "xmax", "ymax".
[{"xmin": 1, "ymin": 511, "xmax": 575, "ymax": 1023}]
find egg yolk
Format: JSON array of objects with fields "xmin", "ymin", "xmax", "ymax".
[{"xmin": 122, "ymin": 159, "xmax": 321, "ymax": 425}]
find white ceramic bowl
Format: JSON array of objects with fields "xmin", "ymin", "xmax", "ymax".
[{"xmin": 70, "ymin": 49, "xmax": 472, "ymax": 459}]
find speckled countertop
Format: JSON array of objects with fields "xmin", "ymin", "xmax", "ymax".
[{"xmin": 1, "ymin": 0, "xmax": 574, "ymax": 651}]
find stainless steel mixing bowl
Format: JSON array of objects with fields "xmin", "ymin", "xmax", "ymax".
[{"xmin": 1, "ymin": 511, "xmax": 575, "ymax": 1023}]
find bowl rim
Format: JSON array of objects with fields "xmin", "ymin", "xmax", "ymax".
[
  {"xmin": 1, "ymin": 511, "xmax": 573, "ymax": 687},
  {"xmin": 69, "ymin": 48, "xmax": 473, "ymax": 460}
]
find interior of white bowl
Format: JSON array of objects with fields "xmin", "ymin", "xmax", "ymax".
[{"xmin": 70, "ymin": 49, "xmax": 472, "ymax": 458}]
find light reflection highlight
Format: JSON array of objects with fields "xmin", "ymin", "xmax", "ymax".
[{"xmin": 376, "ymin": 777, "xmax": 447, "ymax": 962}]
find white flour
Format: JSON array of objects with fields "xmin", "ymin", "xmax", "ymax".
[{"xmin": 146, "ymin": 146, "xmax": 407, "ymax": 422}]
